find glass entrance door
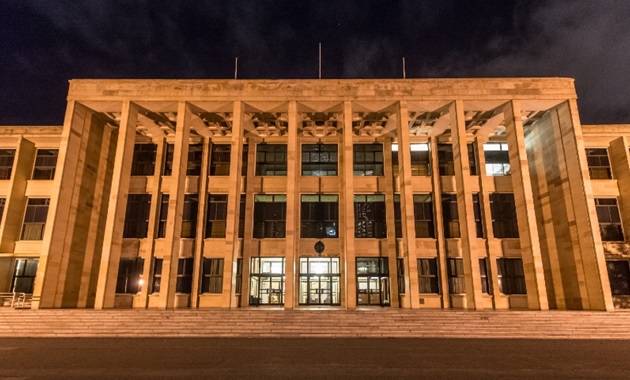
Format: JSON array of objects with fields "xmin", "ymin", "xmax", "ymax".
[
  {"xmin": 250, "ymin": 258, "xmax": 285, "ymax": 306},
  {"xmin": 356, "ymin": 257, "xmax": 390, "ymax": 306},
  {"xmin": 299, "ymin": 257, "xmax": 340, "ymax": 306}
]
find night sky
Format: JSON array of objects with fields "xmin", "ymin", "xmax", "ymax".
[{"xmin": 2, "ymin": 0, "xmax": 630, "ymax": 125}]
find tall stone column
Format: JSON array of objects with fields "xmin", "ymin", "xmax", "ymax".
[
  {"xmin": 396, "ymin": 101, "xmax": 420, "ymax": 309},
  {"xmin": 450, "ymin": 100, "xmax": 484, "ymax": 310},
  {"xmin": 504, "ymin": 100, "xmax": 548, "ymax": 310},
  {"xmin": 429, "ymin": 136, "xmax": 449, "ymax": 308},
  {"xmin": 609, "ymin": 137, "xmax": 630, "ymax": 241},
  {"xmin": 382, "ymin": 139, "xmax": 399, "ymax": 306},
  {"xmin": 191, "ymin": 137, "xmax": 210, "ymax": 308},
  {"xmin": 283, "ymin": 101, "xmax": 298, "ymax": 309},
  {"xmin": 94, "ymin": 101, "xmax": 139, "ymax": 309},
  {"xmin": 341, "ymin": 101, "xmax": 357, "ymax": 309}
]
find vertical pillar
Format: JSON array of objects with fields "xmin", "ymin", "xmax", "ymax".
[
  {"xmin": 341, "ymin": 101, "xmax": 357, "ymax": 309},
  {"xmin": 397, "ymin": 101, "xmax": 420, "ymax": 309},
  {"xmin": 191, "ymin": 137, "xmax": 210, "ymax": 308},
  {"xmin": 429, "ymin": 137, "xmax": 449, "ymax": 308},
  {"xmin": 609, "ymin": 137, "xmax": 630, "ymax": 241},
  {"xmin": 382, "ymin": 139, "xmax": 399, "ymax": 306},
  {"xmin": 240, "ymin": 136, "xmax": 256, "ymax": 307},
  {"xmin": 283, "ymin": 101, "xmax": 298, "ymax": 309},
  {"xmin": 450, "ymin": 100, "xmax": 483, "ymax": 310},
  {"xmin": 94, "ymin": 101, "xmax": 138, "ymax": 309},
  {"xmin": 504, "ymin": 100, "xmax": 548, "ymax": 310}
]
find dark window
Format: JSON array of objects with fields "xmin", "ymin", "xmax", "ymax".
[
  {"xmin": 480, "ymin": 258, "xmax": 491, "ymax": 294},
  {"xmin": 468, "ymin": 143, "xmax": 478, "ymax": 176},
  {"xmin": 187, "ymin": 144, "xmax": 203, "ymax": 176},
  {"xmin": 205, "ymin": 194, "xmax": 228, "ymax": 238},
  {"xmin": 253, "ymin": 194, "xmax": 286, "ymax": 238},
  {"xmin": 447, "ymin": 258, "xmax": 465, "ymax": 294},
  {"xmin": 0, "ymin": 149, "xmax": 15, "ymax": 180},
  {"xmin": 413, "ymin": 194, "xmax": 435, "ymax": 238},
  {"xmin": 302, "ymin": 144, "xmax": 338, "ymax": 176},
  {"xmin": 238, "ymin": 194, "xmax": 246, "ymax": 238},
  {"xmin": 32, "ymin": 149, "xmax": 58, "ymax": 180},
  {"xmin": 0, "ymin": 198, "xmax": 5, "ymax": 221},
  {"xmin": 115, "ymin": 258, "xmax": 144, "ymax": 294},
  {"xmin": 162, "ymin": 144, "xmax": 175, "ymax": 176},
  {"xmin": 438, "ymin": 144, "xmax": 454, "ymax": 176},
  {"xmin": 151, "ymin": 258, "xmax": 163, "ymax": 293},
  {"xmin": 484, "ymin": 143, "xmax": 510, "ymax": 176},
  {"xmin": 256, "ymin": 144, "xmax": 287, "ymax": 176},
  {"xmin": 201, "ymin": 258, "xmax": 224, "ymax": 293},
  {"xmin": 442, "ymin": 193, "xmax": 460, "ymax": 238},
  {"xmin": 235, "ymin": 258, "xmax": 243, "ymax": 294},
  {"xmin": 241, "ymin": 144, "xmax": 249, "ymax": 176},
  {"xmin": 595, "ymin": 198, "xmax": 625, "ymax": 242},
  {"xmin": 397, "ymin": 258, "xmax": 405, "ymax": 294},
  {"xmin": 354, "ymin": 194, "xmax": 387, "ymax": 238},
  {"xmin": 301, "ymin": 194, "xmax": 339, "ymax": 238},
  {"xmin": 394, "ymin": 194, "xmax": 402, "ymax": 238},
  {"xmin": 176, "ymin": 258, "xmax": 194, "ymax": 293},
  {"xmin": 181, "ymin": 194, "xmax": 199, "ymax": 238},
  {"xmin": 586, "ymin": 148, "xmax": 612, "ymax": 179},
  {"xmin": 353, "ymin": 144, "xmax": 383, "ymax": 176},
  {"xmin": 123, "ymin": 194, "xmax": 151, "ymax": 238},
  {"xmin": 418, "ymin": 258, "xmax": 439, "ymax": 294},
  {"xmin": 10, "ymin": 258, "xmax": 39, "ymax": 293},
  {"xmin": 131, "ymin": 144, "xmax": 157, "ymax": 176},
  {"xmin": 472, "ymin": 193, "xmax": 484, "ymax": 238},
  {"xmin": 410, "ymin": 143, "xmax": 431, "ymax": 176},
  {"xmin": 21, "ymin": 198, "xmax": 49, "ymax": 240},
  {"xmin": 497, "ymin": 258, "xmax": 526, "ymax": 295},
  {"xmin": 210, "ymin": 144, "xmax": 231, "ymax": 176},
  {"xmin": 157, "ymin": 194, "xmax": 169, "ymax": 238},
  {"xmin": 606, "ymin": 260, "xmax": 630, "ymax": 296},
  {"xmin": 392, "ymin": 144, "xmax": 400, "ymax": 177},
  {"xmin": 489, "ymin": 193, "xmax": 519, "ymax": 238}
]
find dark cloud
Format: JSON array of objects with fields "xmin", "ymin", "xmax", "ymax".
[{"xmin": 0, "ymin": 0, "xmax": 628, "ymax": 124}]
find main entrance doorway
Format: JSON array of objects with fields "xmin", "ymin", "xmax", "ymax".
[
  {"xmin": 249, "ymin": 257, "xmax": 285, "ymax": 306},
  {"xmin": 356, "ymin": 257, "xmax": 390, "ymax": 306},
  {"xmin": 299, "ymin": 257, "xmax": 341, "ymax": 306}
]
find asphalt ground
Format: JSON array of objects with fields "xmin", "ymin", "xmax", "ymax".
[{"xmin": 0, "ymin": 338, "xmax": 628, "ymax": 379}]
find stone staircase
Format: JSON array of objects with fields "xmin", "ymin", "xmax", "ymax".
[{"xmin": 2, "ymin": 308, "xmax": 630, "ymax": 339}]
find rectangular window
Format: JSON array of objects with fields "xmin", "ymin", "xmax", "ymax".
[
  {"xmin": 479, "ymin": 258, "xmax": 491, "ymax": 294},
  {"xmin": 32, "ymin": 149, "xmax": 58, "ymax": 180},
  {"xmin": 353, "ymin": 144, "xmax": 383, "ymax": 176},
  {"xmin": 438, "ymin": 144, "xmax": 454, "ymax": 176},
  {"xmin": 410, "ymin": 143, "xmax": 431, "ymax": 176},
  {"xmin": 151, "ymin": 258, "xmax": 162, "ymax": 293},
  {"xmin": 21, "ymin": 198, "xmax": 50, "ymax": 240},
  {"xmin": 131, "ymin": 144, "xmax": 157, "ymax": 176},
  {"xmin": 418, "ymin": 258, "xmax": 439, "ymax": 294},
  {"xmin": 497, "ymin": 258, "xmax": 526, "ymax": 295},
  {"xmin": 394, "ymin": 194, "xmax": 402, "ymax": 238},
  {"xmin": 586, "ymin": 148, "xmax": 612, "ymax": 179},
  {"xmin": 241, "ymin": 144, "xmax": 249, "ymax": 176},
  {"xmin": 0, "ymin": 198, "xmax": 5, "ymax": 221},
  {"xmin": 187, "ymin": 144, "xmax": 203, "ymax": 176},
  {"xmin": 201, "ymin": 258, "xmax": 224, "ymax": 293},
  {"xmin": 484, "ymin": 143, "xmax": 510, "ymax": 176},
  {"xmin": 181, "ymin": 194, "xmax": 199, "ymax": 238},
  {"xmin": 210, "ymin": 144, "xmax": 231, "ymax": 176},
  {"xmin": 115, "ymin": 258, "xmax": 144, "ymax": 294},
  {"xmin": 123, "ymin": 194, "xmax": 151, "ymax": 238},
  {"xmin": 442, "ymin": 193, "xmax": 460, "ymax": 238},
  {"xmin": 253, "ymin": 194, "xmax": 286, "ymax": 238},
  {"xmin": 301, "ymin": 194, "xmax": 339, "ymax": 238},
  {"xmin": 354, "ymin": 194, "xmax": 386, "ymax": 238},
  {"xmin": 235, "ymin": 258, "xmax": 243, "ymax": 294},
  {"xmin": 10, "ymin": 258, "xmax": 39, "ymax": 293},
  {"xmin": 606, "ymin": 260, "xmax": 630, "ymax": 296},
  {"xmin": 0, "ymin": 149, "xmax": 15, "ymax": 180},
  {"xmin": 176, "ymin": 258, "xmax": 194, "ymax": 293},
  {"xmin": 256, "ymin": 144, "xmax": 287, "ymax": 176},
  {"xmin": 205, "ymin": 194, "xmax": 228, "ymax": 238},
  {"xmin": 156, "ymin": 194, "xmax": 169, "ymax": 238},
  {"xmin": 238, "ymin": 194, "xmax": 246, "ymax": 239},
  {"xmin": 302, "ymin": 144, "xmax": 338, "ymax": 176},
  {"xmin": 397, "ymin": 258, "xmax": 405, "ymax": 294},
  {"xmin": 162, "ymin": 143, "xmax": 175, "ymax": 176},
  {"xmin": 489, "ymin": 193, "xmax": 519, "ymax": 238},
  {"xmin": 391, "ymin": 144, "xmax": 400, "ymax": 177},
  {"xmin": 413, "ymin": 194, "xmax": 435, "ymax": 238},
  {"xmin": 595, "ymin": 198, "xmax": 625, "ymax": 241},
  {"xmin": 468, "ymin": 143, "xmax": 478, "ymax": 176},
  {"xmin": 447, "ymin": 258, "xmax": 465, "ymax": 294},
  {"xmin": 472, "ymin": 193, "xmax": 484, "ymax": 238}
]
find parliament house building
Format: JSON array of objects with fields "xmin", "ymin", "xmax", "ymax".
[{"xmin": 1, "ymin": 78, "xmax": 630, "ymax": 311}]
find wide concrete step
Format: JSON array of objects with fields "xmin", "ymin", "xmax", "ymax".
[{"xmin": 1, "ymin": 309, "xmax": 630, "ymax": 339}]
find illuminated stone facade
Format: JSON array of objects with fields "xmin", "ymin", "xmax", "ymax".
[{"xmin": 1, "ymin": 78, "xmax": 629, "ymax": 310}]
